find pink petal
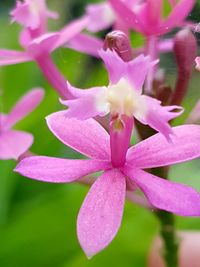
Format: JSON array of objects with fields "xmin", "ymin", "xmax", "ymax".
[
  {"xmin": 61, "ymin": 96, "xmax": 102, "ymax": 120},
  {"xmin": 10, "ymin": 0, "xmax": 40, "ymax": 29},
  {"xmin": 60, "ymin": 82, "xmax": 106, "ymax": 120},
  {"xmin": 136, "ymin": 96, "xmax": 183, "ymax": 140},
  {"xmin": 195, "ymin": 57, "xmax": 200, "ymax": 71},
  {"xmin": 127, "ymin": 124, "xmax": 200, "ymax": 169},
  {"xmin": 66, "ymin": 33, "xmax": 103, "ymax": 57},
  {"xmin": 15, "ymin": 156, "xmax": 110, "ymax": 183},
  {"xmin": 27, "ymin": 33, "xmax": 60, "ymax": 58},
  {"xmin": 124, "ymin": 166, "xmax": 200, "ymax": 216},
  {"xmin": 162, "ymin": 0, "xmax": 195, "ymax": 34},
  {"xmin": 145, "ymin": 0, "xmax": 162, "ymax": 27},
  {"xmin": 54, "ymin": 16, "xmax": 89, "ymax": 49},
  {"xmin": 0, "ymin": 49, "xmax": 31, "ymax": 66},
  {"xmin": 127, "ymin": 55, "xmax": 157, "ymax": 91},
  {"xmin": 86, "ymin": 2, "xmax": 115, "ymax": 32},
  {"xmin": 158, "ymin": 39, "xmax": 174, "ymax": 53},
  {"xmin": 0, "ymin": 130, "xmax": 33, "ymax": 160},
  {"xmin": 109, "ymin": 0, "xmax": 144, "ymax": 33},
  {"xmin": 77, "ymin": 169, "xmax": 126, "ymax": 258},
  {"xmin": 99, "ymin": 49, "xmax": 155, "ymax": 91},
  {"xmin": 10, "ymin": 0, "xmax": 58, "ymax": 30},
  {"xmin": 99, "ymin": 49, "xmax": 126, "ymax": 84},
  {"xmin": 46, "ymin": 111, "xmax": 110, "ymax": 160},
  {"xmin": 5, "ymin": 88, "xmax": 44, "ymax": 129}
]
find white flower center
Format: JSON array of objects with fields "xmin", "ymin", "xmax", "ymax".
[{"xmin": 96, "ymin": 78, "xmax": 147, "ymax": 118}]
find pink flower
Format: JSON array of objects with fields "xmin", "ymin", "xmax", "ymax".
[
  {"xmin": 0, "ymin": 88, "xmax": 44, "ymax": 160},
  {"xmin": 61, "ymin": 49, "xmax": 183, "ymax": 140},
  {"xmin": 0, "ymin": 0, "xmax": 89, "ymax": 98},
  {"xmin": 10, "ymin": 0, "xmax": 58, "ymax": 34},
  {"xmin": 109, "ymin": 0, "xmax": 195, "ymax": 37},
  {"xmin": 15, "ymin": 111, "xmax": 200, "ymax": 257}
]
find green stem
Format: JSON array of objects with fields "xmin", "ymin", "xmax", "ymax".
[
  {"xmin": 152, "ymin": 167, "xmax": 179, "ymax": 267},
  {"xmin": 156, "ymin": 210, "xmax": 179, "ymax": 267}
]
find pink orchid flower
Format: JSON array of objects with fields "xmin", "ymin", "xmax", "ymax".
[
  {"xmin": 67, "ymin": 0, "xmax": 177, "ymax": 58},
  {"xmin": 108, "ymin": 0, "xmax": 195, "ymax": 37},
  {"xmin": 0, "ymin": 0, "xmax": 89, "ymax": 98},
  {"xmin": 15, "ymin": 111, "xmax": 200, "ymax": 257},
  {"xmin": 0, "ymin": 88, "xmax": 44, "ymax": 160},
  {"xmin": 61, "ymin": 49, "xmax": 183, "ymax": 140}
]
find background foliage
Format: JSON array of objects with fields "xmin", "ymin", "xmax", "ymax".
[{"xmin": 1, "ymin": 1, "xmax": 200, "ymax": 266}]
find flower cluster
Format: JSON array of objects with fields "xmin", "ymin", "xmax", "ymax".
[{"xmin": 1, "ymin": 0, "xmax": 200, "ymax": 261}]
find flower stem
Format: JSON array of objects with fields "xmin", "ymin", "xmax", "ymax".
[
  {"xmin": 152, "ymin": 167, "xmax": 179, "ymax": 267},
  {"xmin": 156, "ymin": 210, "xmax": 179, "ymax": 267}
]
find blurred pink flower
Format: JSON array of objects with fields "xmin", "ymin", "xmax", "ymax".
[
  {"xmin": 61, "ymin": 49, "xmax": 183, "ymax": 140},
  {"xmin": 0, "ymin": 0, "xmax": 89, "ymax": 98},
  {"xmin": 15, "ymin": 111, "xmax": 200, "ymax": 257},
  {"xmin": 10, "ymin": 0, "xmax": 58, "ymax": 35},
  {"xmin": 0, "ymin": 88, "xmax": 44, "ymax": 160},
  {"xmin": 109, "ymin": 0, "xmax": 195, "ymax": 37}
]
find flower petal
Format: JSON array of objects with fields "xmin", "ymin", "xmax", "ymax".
[
  {"xmin": 0, "ymin": 130, "xmax": 33, "ymax": 160},
  {"xmin": 86, "ymin": 2, "xmax": 115, "ymax": 32},
  {"xmin": 66, "ymin": 33, "xmax": 103, "ymax": 57},
  {"xmin": 162, "ymin": 0, "xmax": 195, "ymax": 33},
  {"xmin": 27, "ymin": 33, "xmax": 60, "ymax": 57},
  {"xmin": 99, "ymin": 49, "xmax": 126, "ymax": 84},
  {"xmin": 135, "ymin": 95, "xmax": 183, "ymax": 140},
  {"xmin": 99, "ymin": 49, "xmax": 155, "ymax": 91},
  {"xmin": 0, "ymin": 49, "xmax": 31, "ymax": 66},
  {"xmin": 5, "ymin": 88, "xmax": 44, "ymax": 129},
  {"xmin": 124, "ymin": 166, "xmax": 200, "ymax": 216},
  {"xmin": 109, "ymin": 0, "xmax": 144, "ymax": 32},
  {"xmin": 54, "ymin": 16, "xmax": 89, "ymax": 49},
  {"xmin": 15, "ymin": 156, "xmax": 110, "ymax": 183},
  {"xmin": 60, "ymin": 83, "xmax": 108, "ymax": 120},
  {"xmin": 127, "ymin": 124, "xmax": 200, "ymax": 169},
  {"xmin": 77, "ymin": 169, "xmax": 126, "ymax": 258},
  {"xmin": 127, "ymin": 55, "xmax": 157, "ymax": 91},
  {"xmin": 46, "ymin": 111, "xmax": 110, "ymax": 160}
]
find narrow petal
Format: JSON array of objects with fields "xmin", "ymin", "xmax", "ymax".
[
  {"xmin": 77, "ymin": 169, "xmax": 126, "ymax": 258},
  {"xmin": 99, "ymin": 49, "xmax": 126, "ymax": 84},
  {"xmin": 54, "ymin": 16, "xmax": 89, "ymax": 49},
  {"xmin": 162, "ymin": 0, "xmax": 195, "ymax": 33},
  {"xmin": 27, "ymin": 33, "xmax": 60, "ymax": 57},
  {"xmin": 109, "ymin": 0, "xmax": 144, "ymax": 33},
  {"xmin": 124, "ymin": 166, "xmax": 200, "ymax": 216},
  {"xmin": 60, "ymin": 84, "xmax": 108, "ymax": 120},
  {"xmin": 135, "ymin": 96, "xmax": 183, "ymax": 140},
  {"xmin": 0, "ymin": 49, "xmax": 31, "ymax": 66},
  {"xmin": 15, "ymin": 156, "xmax": 110, "ymax": 183},
  {"xmin": 61, "ymin": 97, "xmax": 102, "ymax": 120},
  {"xmin": 127, "ymin": 124, "xmax": 200, "ymax": 169},
  {"xmin": 46, "ymin": 111, "xmax": 110, "ymax": 160},
  {"xmin": 127, "ymin": 55, "xmax": 157, "ymax": 91},
  {"xmin": 66, "ymin": 33, "xmax": 103, "ymax": 57},
  {"xmin": 0, "ymin": 130, "xmax": 33, "ymax": 160},
  {"xmin": 5, "ymin": 88, "xmax": 44, "ymax": 129},
  {"xmin": 86, "ymin": 2, "xmax": 115, "ymax": 32}
]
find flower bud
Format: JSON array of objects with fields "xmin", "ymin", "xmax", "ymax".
[{"xmin": 103, "ymin": 30, "xmax": 133, "ymax": 62}]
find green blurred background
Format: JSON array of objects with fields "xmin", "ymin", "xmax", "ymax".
[{"xmin": 1, "ymin": 1, "xmax": 200, "ymax": 266}]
